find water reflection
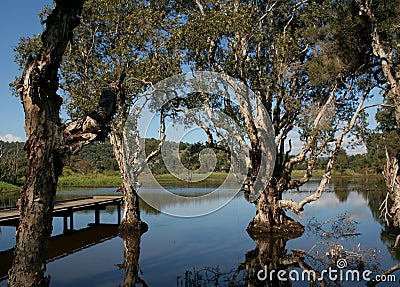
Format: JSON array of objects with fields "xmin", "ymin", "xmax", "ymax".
[
  {"xmin": 177, "ymin": 234, "xmax": 304, "ymax": 287},
  {"xmin": 178, "ymin": 231, "xmax": 328, "ymax": 286},
  {"xmin": 0, "ymin": 224, "xmax": 120, "ymax": 281},
  {"xmin": 118, "ymin": 230, "xmax": 148, "ymax": 287},
  {"xmin": 1, "ymin": 177, "xmax": 400, "ymax": 286},
  {"xmin": 138, "ymin": 188, "xmax": 240, "ymax": 216},
  {"xmin": 239, "ymin": 232, "xmax": 304, "ymax": 286},
  {"xmin": 295, "ymin": 177, "xmax": 400, "ymax": 263}
]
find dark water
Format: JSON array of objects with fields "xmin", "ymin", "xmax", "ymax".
[{"xmin": 0, "ymin": 177, "xmax": 399, "ymax": 286}]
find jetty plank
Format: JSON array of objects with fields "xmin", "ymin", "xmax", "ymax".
[{"xmin": 0, "ymin": 196, "xmax": 123, "ymax": 226}]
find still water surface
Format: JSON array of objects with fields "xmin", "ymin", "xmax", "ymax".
[{"xmin": 0, "ymin": 177, "xmax": 399, "ymax": 286}]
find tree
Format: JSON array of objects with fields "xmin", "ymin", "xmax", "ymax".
[
  {"xmin": 58, "ymin": 0, "xmax": 180, "ymax": 231},
  {"xmin": 7, "ymin": 0, "xmax": 127, "ymax": 285},
  {"xmin": 351, "ymin": 0, "xmax": 400, "ymax": 232},
  {"xmin": 334, "ymin": 148, "xmax": 350, "ymax": 174},
  {"xmin": 0, "ymin": 141, "xmax": 24, "ymax": 185},
  {"xmin": 164, "ymin": 0, "xmax": 374, "ymax": 235},
  {"xmin": 354, "ymin": 0, "xmax": 400, "ymax": 125}
]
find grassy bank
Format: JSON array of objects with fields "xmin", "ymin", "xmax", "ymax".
[
  {"xmin": 58, "ymin": 171, "xmax": 122, "ymax": 189},
  {"xmin": 1, "ymin": 170, "xmax": 381, "ymax": 194},
  {"xmin": 0, "ymin": 181, "xmax": 20, "ymax": 193},
  {"xmin": 140, "ymin": 172, "xmax": 229, "ymax": 187},
  {"xmin": 58, "ymin": 171, "xmax": 230, "ymax": 189},
  {"xmin": 291, "ymin": 169, "xmax": 382, "ymax": 178}
]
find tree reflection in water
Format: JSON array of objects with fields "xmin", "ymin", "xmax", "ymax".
[
  {"xmin": 118, "ymin": 227, "xmax": 148, "ymax": 287},
  {"xmin": 237, "ymin": 231, "xmax": 305, "ymax": 287},
  {"xmin": 177, "ymin": 212, "xmax": 390, "ymax": 287},
  {"xmin": 177, "ymin": 230, "xmax": 306, "ymax": 287}
]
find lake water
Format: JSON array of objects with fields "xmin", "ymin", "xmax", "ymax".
[{"xmin": 0, "ymin": 177, "xmax": 399, "ymax": 286}]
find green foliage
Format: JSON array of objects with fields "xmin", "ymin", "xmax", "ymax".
[
  {"xmin": 58, "ymin": 169, "xmax": 121, "ymax": 188},
  {"xmin": 365, "ymin": 130, "xmax": 400, "ymax": 173},
  {"xmin": 375, "ymin": 102, "xmax": 397, "ymax": 132},
  {"xmin": 60, "ymin": 0, "xmax": 181, "ymax": 121},
  {"xmin": 364, "ymin": 101, "xmax": 399, "ymax": 173},
  {"xmin": 70, "ymin": 140, "xmax": 118, "ymax": 173},
  {"xmin": 0, "ymin": 141, "xmax": 26, "ymax": 185},
  {"xmin": 334, "ymin": 148, "xmax": 350, "ymax": 174},
  {"xmin": 0, "ymin": 181, "xmax": 19, "ymax": 193},
  {"xmin": 145, "ymin": 139, "xmax": 230, "ymax": 174}
]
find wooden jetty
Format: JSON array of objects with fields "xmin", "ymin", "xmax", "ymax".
[{"xmin": 0, "ymin": 196, "xmax": 123, "ymax": 230}]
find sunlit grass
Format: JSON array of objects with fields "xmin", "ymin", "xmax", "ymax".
[
  {"xmin": 58, "ymin": 171, "xmax": 122, "ymax": 188},
  {"xmin": 0, "ymin": 181, "xmax": 20, "ymax": 193},
  {"xmin": 0, "ymin": 169, "xmax": 381, "ymax": 194}
]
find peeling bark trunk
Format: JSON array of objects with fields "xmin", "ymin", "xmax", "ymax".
[
  {"xmin": 8, "ymin": 100, "xmax": 63, "ymax": 287},
  {"xmin": 7, "ymin": 1, "xmax": 126, "ymax": 285},
  {"xmin": 8, "ymin": 1, "xmax": 85, "ymax": 286},
  {"xmin": 356, "ymin": 0, "xmax": 400, "ymax": 235},
  {"xmin": 9, "ymin": 86, "xmax": 119, "ymax": 287},
  {"xmin": 247, "ymin": 183, "xmax": 304, "ymax": 237},
  {"xmin": 110, "ymin": 130, "xmax": 147, "ymax": 233},
  {"xmin": 383, "ymin": 151, "xmax": 400, "ymax": 227}
]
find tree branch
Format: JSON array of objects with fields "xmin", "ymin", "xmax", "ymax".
[
  {"xmin": 286, "ymin": 84, "xmax": 337, "ymax": 170},
  {"xmin": 64, "ymin": 72, "xmax": 126, "ymax": 154},
  {"xmin": 279, "ymin": 85, "xmax": 370, "ymax": 213}
]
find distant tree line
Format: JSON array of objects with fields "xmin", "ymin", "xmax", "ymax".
[
  {"xmin": 1, "ymin": 101, "xmax": 397, "ymax": 182},
  {"xmin": 0, "ymin": 138, "xmax": 231, "ymax": 182},
  {"xmin": 0, "ymin": 141, "xmax": 26, "ymax": 185},
  {"xmin": 1, "ymin": 104, "xmax": 398, "ymax": 183}
]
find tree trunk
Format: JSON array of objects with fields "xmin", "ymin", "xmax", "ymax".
[
  {"xmin": 120, "ymin": 177, "xmax": 147, "ymax": 232},
  {"xmin": 383, "ymin": 151, "xmax": 400, "ymax": 227},
  {"xmin": 357, "ymin": 0, "xmax": 400, "ymax": 235},
  {"xmin": 8, "ymin": 1, "xmax": 85, "ymax": 286},
  {"xmin": 110, "ymin": 130, "xmax": 147, "ymax": 232},
  {"xmin": 247, "ymin": 184, "xmax": 304, "ymax": 237},
  {"xmin": 8, "ymin": 103, "xmax": 62, "ymax": 287}
]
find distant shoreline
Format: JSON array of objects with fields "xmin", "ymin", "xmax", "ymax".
[{"xmin": 0, "ymin": 170, "xmax": 383, "ymax": 194}]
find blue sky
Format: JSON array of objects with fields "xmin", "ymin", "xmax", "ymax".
[{"xmin": 0, "ymin": 0, "xmax": 52, "ymax": 142}]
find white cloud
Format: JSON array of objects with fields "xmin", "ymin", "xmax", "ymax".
[
  {"xmin": 286, "ymin": 129, "xmax": 304, "ymax": 155},
  {"xmin": 0, "ymin": 133, "xmax": 23, "ymax": 142},
  {"xmin": 342, "ymin": 135, "xmax": 366, "ymax": 155}
]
